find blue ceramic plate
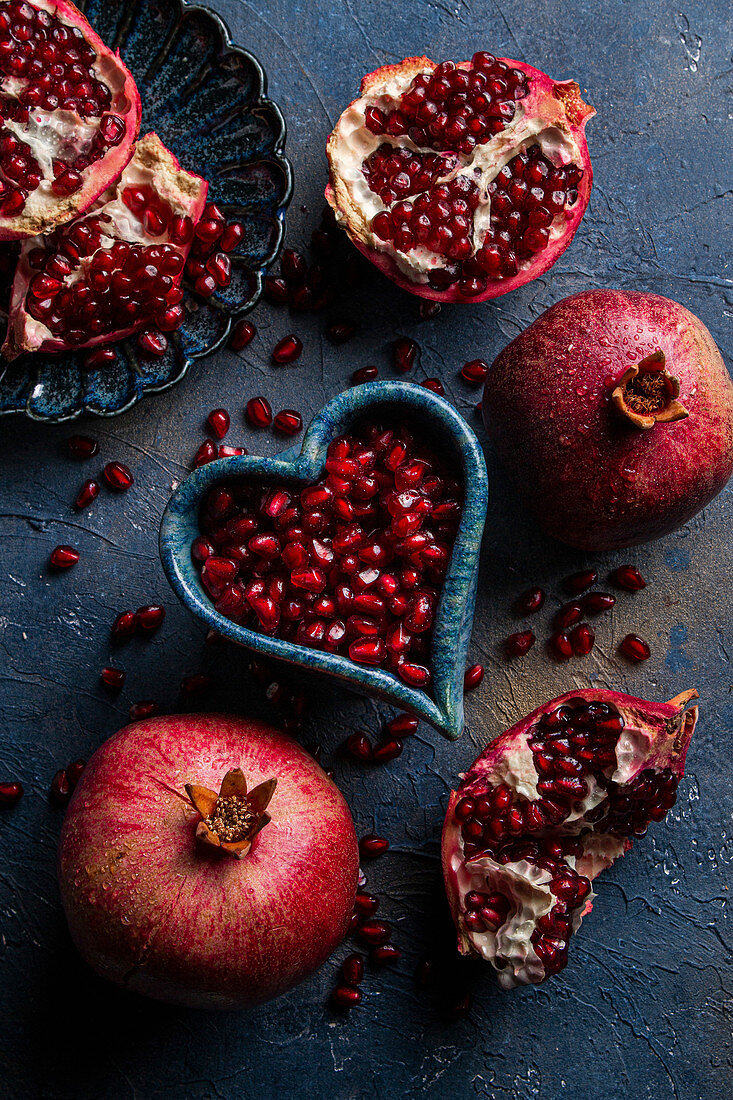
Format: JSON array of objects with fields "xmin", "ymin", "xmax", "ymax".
[
  {"xmin": 160, "ymin": 382, "xmax": 488, "ymax": 739},
  {"xmin": 0, "ymin": 0, "xmax": 292, "ymax": 423}
]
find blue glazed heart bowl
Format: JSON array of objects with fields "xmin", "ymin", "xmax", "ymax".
[{"xmin": 159, "ymin": 381, "xmax": 488, "ymax": 739}]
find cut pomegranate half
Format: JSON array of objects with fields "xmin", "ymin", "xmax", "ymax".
[
  {"xmin": 326, "ymin": 54, "xmax": 594, "ymax": 301},
  {"xmin": 2, "ymin": 132, "xmax": 207, "ymax": 358},
  {"xmin": 0, "ymin": 0, "xmax": 141, "ymax": 240},
  {"xmin": 442, "ymin": 688, "xmax": 698, "ymax": 988}
]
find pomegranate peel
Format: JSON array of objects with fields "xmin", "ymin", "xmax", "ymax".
[
  {"xmin": 441, "ymin": 688, "xmax": 698, "ymax": 989},
  {"xmin": 0, "ymin": 0, "xmax": 141, "ymax": 241},
  {"xmin": 326, "ymin": 54, "xmax": 594, "ymax": 301},
  {"xmin": 185, "ymin": 768, "xmax": 276, "ymax": 859}
]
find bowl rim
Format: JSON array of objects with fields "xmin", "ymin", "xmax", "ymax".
[{"xmin": 159, "ymin": 381, "xmax": 488, "ymax": 738}]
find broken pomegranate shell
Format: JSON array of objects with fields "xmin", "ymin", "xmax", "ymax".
[
  {"xmin": 3, "ymin": 132, "xmax": 207, "ymax": 358},
  {"xmin": 442, "ymin": 688, "xmax": 698, "ymax": 988},
  {"xmin": 0, "ymin": 0, "xmax": 141, "ymax": 241},
  {"xmin": 326, "ymin": 54, "xmax": 594, "ymax": 301}
]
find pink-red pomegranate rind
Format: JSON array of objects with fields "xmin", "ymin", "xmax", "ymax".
[
  {"xmin": 326, "ymin": 55, "xmax": 594, "ymax": 302},
  {"xmin": 482, "ymin": 290, "xmax": 733, "ymax": 549},
  {"xmin": 58, "ymin": 713, "xmax": 359, "ymax": 1008}
]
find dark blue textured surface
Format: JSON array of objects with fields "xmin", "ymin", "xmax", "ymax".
[{"xmin": 0, "ymin": 1, "xmax": 732, "ymax": 1098}]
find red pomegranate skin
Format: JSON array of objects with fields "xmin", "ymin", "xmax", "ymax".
[
  {"xmin": 58, "ymin": 714, "xmax": 359, "ymax": 1009},
  {"xmin": 482, "ymin": 290, "xmax": 733, "ymax": 549}
]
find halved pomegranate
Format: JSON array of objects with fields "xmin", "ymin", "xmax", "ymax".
[
  {"xmin": 0, "ymin": 0, "xmax": 141, "ymax": 240},
  {"xmin": 326, "ymin": 54, "xmax": 594, "ymax": 301},
  {"xmin": 2, "ymin": 132, "xmax": 208, "ymax": 358},
  {"xmin": 442, "ymin": 688, "xmax": 698, "ymax": 987}
]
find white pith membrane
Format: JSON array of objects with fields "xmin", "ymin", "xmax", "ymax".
[
  {"xmin": 444, "ymin": 694, "xmax": 698, "ymax": 989},
  {"xmin": 2, "ymin": 132, "xmax": 208, "ymax": 358},
  {"xmin": 327, "ymin": 61, "xmax": 585, "ymax": 286},
  {"xmin": 0, "ymin": 0, "xmax": 139, "ymax": 236}
]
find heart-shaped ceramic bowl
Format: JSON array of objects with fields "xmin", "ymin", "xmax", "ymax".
[{"xmin": 160, "ymin": 381, "xmax": 488, "ymax": 738}]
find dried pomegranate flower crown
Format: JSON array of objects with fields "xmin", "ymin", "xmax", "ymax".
[
  {"xmin": 185, "ymin": 768, "xmax": 276, "ymax": 859},
  {"xmin": 611, "ymin": 350, "xmax": 689, "ymax": 430}
]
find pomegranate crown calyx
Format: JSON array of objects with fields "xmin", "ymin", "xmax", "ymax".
[
  {"xmin": 611, "ymin": 350, "xmax": 689, "ymax": 430},
  {"xmin": 185, "ymin": 769, "xmax": 277, "ymax": 859}
]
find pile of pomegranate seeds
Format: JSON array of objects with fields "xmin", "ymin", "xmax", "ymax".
[
  {"xmin": 454, "ymin": 697, "xmax": 678, "ymax": 976},
  {"xmin": 184, "ymin": 203, "xmax": 243, "ymax": 298},
  {"xmin": 192, "ymin": 422, "xmax": 463, "ymax": 690}
]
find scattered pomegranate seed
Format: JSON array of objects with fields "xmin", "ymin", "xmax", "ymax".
[
  {"xmin": 554, "ymin": 602, "xmax": 583, "ymax": 630},
  {"xmin": 180, "ymin": 673, "xmax": 212, "ymax": 696},
  {"xmin": 392, "ymin": 336, "xmax": 420, "ymax": 373},
  {"xmin": 66, "ymin": 434, "xmax": 99, "ymax": 459},
  {"xmin": 326, "ymin": 320, "xmax": 357, "ymax": 344},
  {"xmin": 281, "ymin": 248, "xmax": 307, "ymax": 283},
  {"xmin": 273, "ymin": 409, "xmax": 303, "ymax": 435},
  {"xmin": 103, "ymin": 461, "xmax": 133, "ymax": 491},
  {"xmin": 272, "ymin": 334, "xmax": 303, "ymax": 364},
  {"xmin": 463, "ymin": 663, "xmax": 485, "ymax": 691},
  {"xmin": 620, "ymin": 633, "xmax": 651, "ymax": 662},
  {"xmin": 359, "ymin": 834, "xmax": 389, "ymax": 858},
  {"xmin": 460, "ymin": 359, "xmax": 489, "ymax": 384},
  {"xmin": 264, "ymin": 275, "xmax": 288, "ymax": 304},
  {"xmin": 357, "ymin": 919, "xmax": 392, "ymax": 946},
  {"xmin": 421, "ymin": 377, "xmax": 444, "ymax": 394},
  {"xmin": 136, "ymin": 605, "xmax": 165, "ymax": 632},
  {"xmin": 563, "ymin": 569, "xmax": 598, "ymax": 595},
  {"xmin": 75, "ymin": 479, "xmax": 100, "ymax": 509},
  {"xmin": 207, "ymin": 409, "xmax": 230, "ymax": 439},
  {"xmin": 219, "ymin": 222, "xmax": 245, "ymax": 252},
  {"xmin": 354, "ymin": 893, "xmax": 379, "ymax": 916},
  {"xmin": 246, "ymin": 396, "xmax": 273, "ymax": 427},
  {"xmin": 342, "ymin": 953, "xmax": 365, "ymax": 985},
  {"xmin": 218, "ymin": 444, "xmax": 247, "ymax": 458},
  {"xmin": 549, "ymin": 630, "xmax": 574, "ymax": 660},
  {"xmin": 371, "ymin": 944, "xmax": 401, "ymax": 965},
  {"xmin": 50, "ymin": 770, "xmax": 72, "ymax": 804},
  {"xmin": 49, "ymin": 544, "xmax": 79, "ymax": 569},
  {"xmin": 515, "ymin": 587, "xmax": 545, "ymax": 614},
  {"xmin": 419, "ymin": 301, "xmax": 441, "ymax": 319},
  {"xmin": 230, "ymin": 319, "xmax": 256, "ymax": 350},
  {"xmin": 387, "ymin": 713, "xmax": 418, "ymax": 737},
  {"xmin": 83, "ymin": 346, "xmax": 117, "ymax": 370},
  {"xmin": 100, "ymin": 666, "xmax": 125, "ymax": 690},
  {"xmin": 331, "ymin": 985, "xmax": 362, "ymax": 1008},
  {"xmin": 66, "ymin": 759, "xmax": 86, "ymax": 786},
  {"xmin": 505, "ymin": 630, "xmax": 535, "ymax": 657},
  {"xmin": 194, "ymin": 440, "xmax": 218, "ymax": 467},
  {"xmin": 582, "ymin": 591, "xmax": 616, "ymax": 614},
  {"xmin": 129, "ymin": 701, "xmax": 158, "ymax": 721},
  {"xmin": 570, "ymin": 622, "xmax": 595, "ymax": 655},
  {"xmin": 138, "ymin": 330, "xmax": 168, "ymax": 357},
  {"xmin": 352, "ymin": 365, "xmax": 378, "ymax": 385},
  {"xmin": 111, "ymin": 610, "xmax": 138, "ymax": 642},
  {"xmin": 0, "ymin": 781, "xmax": 23, "ymax": 806},
  {"xmin": 345, "ymin": 732, "xmax": 373, "ymax": 762},
  {"xmin": 613, "ymin": 564, "xmax": 647, "ymax": 591},
  {"xmin": 372, "ymin": 737, "xmax": 403, "ymax": 763}
]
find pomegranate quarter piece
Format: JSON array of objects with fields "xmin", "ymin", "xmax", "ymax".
[
  {"xmin": 3, "ymin": 133, "xmax": 208, "ymax": 359},
  {"xmin": 0, "ymin": 0, "xmax": 141, "ymax": 240},
  {"xmin": 442, "ymin": 688, "xmax": 698, "ymax": 988},
  {"xmin": 326, "ymin": 53, "xmax": 594, "ymax": 301}
]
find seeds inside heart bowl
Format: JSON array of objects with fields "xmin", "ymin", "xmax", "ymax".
[{"xmin": 160, "ymin": 382, "xmax": 488, "ymax": 738}]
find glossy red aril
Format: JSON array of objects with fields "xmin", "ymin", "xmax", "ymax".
[
  {"xmin": 0, "ymin": 0, "xmax": 141, "ymax": 241},
  {"xmin": 554, "ymin": 602, "xmax": 582, "ymax": 630},
  {"xmin": 273, "ymin": 409, "xmax": 303, "ymax": 435},
  {"xmin": 460, "ymin": 359, "xmax": 489, "ymax": 384},
  {"xmin": 515, "ymin": 587, "xmax": 545, "ymax": 615},
  {"xmin": 331, "ymin": 984, "xmax": 361, "ymax": 1008},
  {"xmin": 582, "ymin": 591, "xmax": 615, "ymax": 614},
  {"xmin": 421, "ymin": 378, "xmax": 444, "ymax": 395},
  {"xmin": 505, "ymin": 630, "xmax": 535, "ymax": 657},
  {"xmin": 75, "ymin": 479, "xmax": 100, "ymax": 509},
  {"xmin": 342, "ymin": 953, "xmax": 365, "ymax": 985},
  {"xmin": 50, "ymin": 544, "xmax": 79, "ymax": 569},
  {"xmin": 388, "ymin": 713, "xmax": 418, "ymax": 736},
  {"xmin": 0, "ymin": 781, "xmax": 23, "ymax": 805},
  {"xmin": 83, "ymin": 346, "xmax": 116, "ymax": 368},
  {"xmin": 463, "ymin": 663, "xmax": 484, "ymax": 691},
  {"xmin": 272, "ymin": 334, "xmax": 303, "ymax": 365},
  {"xmin": 613, "ymin": 565, "xmax": 646, "ymax": 591},
  {"xmin": 372, "ymin": 737, "xmax": 403, "ymax": 763},
  {"xmin": 359, "ymin": 834, "xmax": 389, "ymax": 858},
  {"xmin": 66, "ymin": 434, "xmax": 98, "ymax": 459},
  {"xmin": 100, "ymin": 666, "xmax": 125, "ymax": 690},
  {"xmin": 194, "ymin": 440, "xmax": 218, "ymax": 467},
  {"xmin": 620, "ymin": 633, "xmax": 650, "ymax": 662},
  {"xmin": 326, "ymin": 54, "xmax": 594, "ymax": 302},
  {"xmin": 136, "ymin": 604, "xmax": 165, "ymax": 632},
  {"xmin": 111, "ymin": 609, "xmax": 137, "ymax": 642},
  {"xmin": 129, "ymin": 700, "xmax": 158, "ymax": 721},
  {"xmin": 570, "ymin": 622, "xmax": 594, "ymax": 655},
  {"xmin": 392, "ymin": 337, "xmax": 420, "ymax": 373},
  {"xmin": 207, "ymin": 409, "xmax": 230, "ymax": 439},
  {"xmin": 549, "ymin": 630, "xmax": 573, "ymax": 660},
  {"xmin": 246, "ymin": 396, "xmax": 273, "ymax": 428},
  {"xmin": 3, "ymin": 134, "xmax": 207, "ymax": 358},
  {"xmin": 103, "ymin": 461, "xmax": 133, "ymax": 491},
  {"xmin": 442, "ymin": 688, "xmax": 698, "ymax": 987},
  {"xmin": 563, "ymin": 570, "xmax": 597, "ymax": 595},
  {"xmin": 230, "ymin": 319, "xmax": 256, "ymax": 350},
  {"xmin": 352, "ymin": 365, "xmax": 378, "ymax": 385}
]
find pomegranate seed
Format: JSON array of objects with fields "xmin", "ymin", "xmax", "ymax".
[
  {"xmin": 136, "ymin": 605, "xmax": 165, "ymax": 632},
  {"xmin": 342, "ymin": 953, "xmax": 365, "ymax": 985},
  {"xmin": 50, "ymin": 770, "xmax": 71, "ymax": 805},
  {"xmin": 515, "ymin": 587, "xmax": 545, "ymax": 614},
  {"xmin": 83, "ymin": 346, "xmax": 117, "ymax": 369},
  {"xmin": 100, "ymin": 666, "xmax": 125, "ymax": 690},
  {"xmin": 421, "ymin": 378, "xmax": 444, "ymax": 395},
  {"xmin": 613, "ymin": 564, "xmax": 647, "ymax": 591},
  {"xmin": 620, "ymin": 633, "xmax": 651, "ymax": 661},
  {"xmin": 111, "ymin": 610, "xmax": 138, "ymax": 642},
  {"xmin": 505, "ymin": 630, "xmax": 535, "ymax": 657},
  {"xmin": 345, "ymin": 732, "xmax": 373, "ymax": 762},
  {"xmin": 563, "ymin": 569, "xmax": 598, "ymax": 595},
  {"xmin": 387, "ymin": 713, "xmax": 418, "ymax": 737},
  {"xmin": 219, "ymin": 444, "xmax": 247, "ymax": 458},
  {"xmin": 75, "ymin": 479, "xmax": 100, "ymax": 509},
  {"xmin": 354, "ymin": 893, "xmax": 379, "ymax": 916},
  {"xmin": 359, "ymin": 834, "xmax": 389, "ymax": 858},
  {"xmin": 66, "ymin": 434, "xmax": 98, "ymax": 459},
  {"xmin": 130, "ymin": 701, "xmax": 158, "ymax": 721},
  {"xmin": 0, "ymin": 781, "xmax": 23, "ymax": 806},
  {"xmin": 570, "ymin": 622, "xmax": 595, "ymax": 655},
  {"xmin": 371, "ymin": 944, "xmax": 401, "ymax": 965},
  {"xmin": 49, "ymin": 544, "xmax": 79, "ymax": 569},
  {"xmin": 138, "ymin": 330, "xmax": 168, "ymax": 357},
  {"xmin": 463, "ymin": 663, "xmax": 484, "ymax": 691},
  {"xmin": 326, "ymin": 320, "xmax": 358, "ymax": 344},
  {"xmin": 281, "ymin": 248, "xmax": 307, "ymax": 282},
  {"xmin": 66, "ymin": 759, "xmax": 86, "ymax": 787},
  {"xmin": 194, "ymin": 440, "xmax": 218, "ymax": 467},
  {"xmin": 207, "ymin": 408, "xmax": 230, "ymax": 439},
  {"xmin": 230, "ymin": 319, "xmax": 256, "ymax": 350},
  {"xmin": 246, "ymin": 396, "xmax": 273, "ymax": 427},
  {"xmin": 273, "ymin": 409, "xmax": 303, "ymax": 435},
  {"xmin": 554, "ymin": 602, "xmax": 582, "ymax": 630},
  {"xmin": 372, "ymin": 737, "xmax": 403, "ymax": 763},
  {"xmin": 352, "ymin": 365, "xmax": 378, "ymax": 384},
  {"xmin": 264, "ymin": 276, "xmax": 288, "ymax": 304},
  {"xmin": 357, "ymin": 919, "xmax": 392, "ymax": 946},
  {"xmin": 180, "ymin": 673, "xmax": 212, "ymax": 696},
  {"xmin": 272, "ymin": 334, "xmax": 303, "ymax": 364},
  {"xmin": 392, "ymin": 336, "xmax": 420, "ymax": 373},
  {"xmin": 582, "ymin": 591, "xmax": 616, "ymax": 614},
  {"xmin": 549, "ymin": 630, "xmax": 573, "ymax": 660},
  {"xmin": 103, "ymin": 461, "xmax": 133, "ymax": 492},
  {"xmin": 460, "ymin": 358, "xmax": 489, "ymax": 384},
  {"xmin": 331, "ymin": 985, "xmax": 361, "ymax": 1008}
]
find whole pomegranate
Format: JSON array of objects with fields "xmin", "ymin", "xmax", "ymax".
[
  {"xmin": 58, "ymin": 714, "xmax": 359, "ymax": 1009},
  {"xmin": 442, "ymin": 688, "xmax": 698, "ymax": 988},
  {"xmin": 482, "ymin": 290, "xmax": 733, "ymax": 549},
  {"xmin": 326, "ymin": 53, "xmax": 594, "ymax": 301},
  {"xmin": 0, "ymin": 0, "xmax": 141, "ymax": 239}
]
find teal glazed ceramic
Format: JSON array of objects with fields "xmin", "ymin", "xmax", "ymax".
[
  {"xmin": 0, "ymin": 0, "xmax": 292, "ymax": 422},
  {"xmin": 160, "ymin": 382, "xmax": 488, "ymax": 738}
]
